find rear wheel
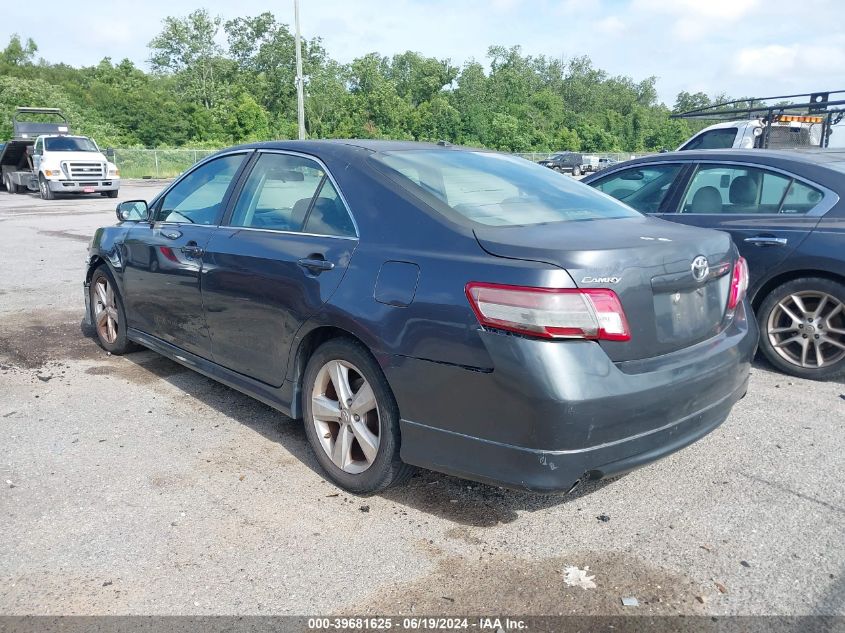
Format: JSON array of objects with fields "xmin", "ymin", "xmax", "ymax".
[
  {"xmin": 38, "ymin": 175, "xmax": 54, "ymax": 200},
  {"xmin": 302, "ymin": 338, "xmax": 413, "ymax": 494},
  {"xmin": 757, "ymin": 277, "xmax": 845, "ymax": 380},
  {"xmin": 89, "ymin": 267, "xmax": 137, "ymax": 355},
  {"xmin": 573, "ymin": 166, "xmax": 582, "ymax": 176}
]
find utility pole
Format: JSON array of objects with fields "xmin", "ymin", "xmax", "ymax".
[{"xmin": 294, "ymin": 0, "xmax": 306, "ymax": 140}]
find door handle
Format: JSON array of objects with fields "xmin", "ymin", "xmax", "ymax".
[
  {"xmin": 181, "ymin": 242, "xmax": 204, "ymax": 257},
  {"xmin": 744, "ymin": 236, "xmax": 788, "ymax": 247},
  {"xmin": 298, "ymin": 257, "xmax": 335, "ymax": 272}
]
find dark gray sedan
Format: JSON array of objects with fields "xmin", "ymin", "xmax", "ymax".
[
  {"xmin": 584, "ymin": 149, "xmax": 845, "ymax": 380},
  {"xmin": 84, "ymin": 141, "xmax": 756, "ymax": 494}
]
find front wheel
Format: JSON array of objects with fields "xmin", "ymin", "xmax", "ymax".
[
  {"xmin": 106, "ymin": 190, "xmax": 119, "ymax": 199},
  {"xmin": 38, "ymin": 175, "xmax": 54, "ymax": 200},
  {"xmin": 573, "ymin": 166, "xmax": 582, "ymax": 176},
  {"xmin": 302, "ymin": 338, "xmax": 413, "ymax": 494},
  {"xmin": 89, "ymin": 267, "xmax": 137, "ymax": 355},
  {"xmin": 757, "ymin": 277, "xmax": 845, "ymax": 380}
]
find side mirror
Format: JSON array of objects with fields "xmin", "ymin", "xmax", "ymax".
[
  {"xmin": 116, "ymin": 200, "xmax": 149, "ymax": 222},
  {"xmin": 105, "ymin": 147, "xmax": 115, "ymax": 160}
]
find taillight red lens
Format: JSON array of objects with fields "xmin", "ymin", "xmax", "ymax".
[
  {"xmin": 465, "ymin": 282, "xmax": 630, "ymax": 341},
  {"xmin": 728, "ymin": 256, "xmax": 749, "ymax": 309}
]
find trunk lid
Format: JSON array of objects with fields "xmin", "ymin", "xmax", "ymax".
[{"xmin": 474, "ymin": 216, "xmax": 735, "ymax": 362}]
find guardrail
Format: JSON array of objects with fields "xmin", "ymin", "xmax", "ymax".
[{"xmin": 110, "ymin": 148, "xmax": 657, "ymax": 179}]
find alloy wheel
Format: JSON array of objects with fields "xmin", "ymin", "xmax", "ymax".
[
  {"xmin": 93, "ymin": 276, "xmax": 119, "ymax": 344},
  {"xmin": 311, "ymin": 359, "xmax": 380, "ymax": 474},
  {"xmin": 767, "ymin": 291, "xmax": 845, "ymax": 369}
]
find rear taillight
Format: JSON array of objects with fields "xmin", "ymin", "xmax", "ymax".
[
  {"xmin": 727, "ymin": 256, "xmax": 749, "ymax": 310},
  {"xmin": 465, "ymin": 282, "xmax": 630, "ymax": 341}
]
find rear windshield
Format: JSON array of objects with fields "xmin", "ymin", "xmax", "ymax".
[
  {"xmin": 372, "ymin": 150, "xmax": 640, "ymax": 226},
  {"xmin": 44, "ymin": 137, "xmax": 98, "ymax": 152}
]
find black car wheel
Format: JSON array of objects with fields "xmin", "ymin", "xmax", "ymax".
[
  {"xmin": 302, "ymin": 338, "xmax": 413, "ymax": 494},
  {"xmin": 38, "ymin": 175, "xmax": 54, "ymax": 200},
  {"xmin": 757, "ymin": 277, "xmax": 845, "ymax": 380},
  {"xmin": 89, "ymin": 267, "xmax": 137, "ymax": 355},
  {"xmin": 573, "ymin": 166, "xmax": 582, "ymax": 176}
]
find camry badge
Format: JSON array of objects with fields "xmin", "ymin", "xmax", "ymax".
[{"xmin": 691, "ymin": 256, "xmax": 709, "ymax": 282}]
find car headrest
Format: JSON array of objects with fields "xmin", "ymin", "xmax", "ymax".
[
  {"xmin": 690, "ymin": 186, "xmax": 722, "ymax": 213},
  {"xmin": 729, "ymin": 175, "xmax": 756, "ymax": 205},
  {"xmin": 290, "ymin": 198, "xmax": 312, "ymax": 230}
]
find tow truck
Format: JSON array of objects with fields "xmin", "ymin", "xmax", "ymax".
[
  {"xmin": 672, "ymin": 90, "xmax": 845, "ymax": 151},
  {"xmin": 0, "ymin": 107, "xmax": 119, "ymax": 199}
]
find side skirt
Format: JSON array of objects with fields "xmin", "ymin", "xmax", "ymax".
[{"xmin": 127, "ymin": 328, "xmax": 296, "ymax": 419}]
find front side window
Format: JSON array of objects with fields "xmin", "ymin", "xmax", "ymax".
[
  {"xmin": 680, "ymin": 164, "xmax": 821, "ymax": 215},
  {"xmin": 156, "ymin": 153, "xmax": 245, "ymax": 224},
  {"xmin": 591, "ymin": 164, "xmax": 683, "ymax": 213},
  {"xmin": 44, "ymin": 136, "xmax": 98, "ymax": 152},
  {"xmin": 373, "ymin": 150, "xmax": 640, "ymax": 227},
  {"xmin": 681, "ymin": 128, "xmax": 738, "ymax": 150}
]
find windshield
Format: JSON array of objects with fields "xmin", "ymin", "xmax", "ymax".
[
  {"xmin": 44, "ymin": 136, "xmax": 99, "ymax": 152},
  {"xmin": 373, "ymin": 150, "xmax": 641, "ymax": 226}
]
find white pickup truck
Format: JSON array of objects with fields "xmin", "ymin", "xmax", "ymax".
[
  {"xmin": 678, "ymin": 117, "xmax": 826, "ymax": 151},
  {"xmin": 673, "ymin": 91, "xmax": 842, "ymax": 152},
  {"xmin": 0, "ymin": 107, "xmax": 120, "ymax": 200}
]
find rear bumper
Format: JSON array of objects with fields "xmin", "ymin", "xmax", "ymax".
[
  {"xmin": 388, "ymin": 301, "xmax": 758, "ymax": 493},
  {"xmin": 48, "ymin": 179, "xmax": 119, "ymax": 193}
]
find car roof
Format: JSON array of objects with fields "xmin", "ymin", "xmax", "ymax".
[
  {"xmin": 623, "ymin": 148, "xmax": 845, "ymax": 166},
  {"xmin": 234, "ymin": 139, "xmax": 477, "ymax": 155}
]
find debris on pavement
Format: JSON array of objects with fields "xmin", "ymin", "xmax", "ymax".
[
  {"xmin": 715, "ymin": 582, "xmax": 728, "ymax": 594},
  {"xmin": 621, "ymin": 597, "xmax": 639, "ymax": 607},
  {"xmin": 596, "ymin": 514, "xmax": 610, "ymax": 522},
  {"xmin": 359, "ymin": 505, "xmax": 370, "ymax": 513},
  {"xmin": 563, "ymin": 566, "xmax": 597, "ymax": 590},
  {"xmin": 695, "ymin": 595, "xmax": 707, "ymax": 604},
  {"xmin": 740, "ymin": 560, "xmax": 751, "ymax": 568}
]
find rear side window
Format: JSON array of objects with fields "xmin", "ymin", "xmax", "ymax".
[
  {"xmin": 681, "ymin": 128, "xmax": 738, "ymax": 150},
  {"xmin": 373, "ymin": 150, "xmax": 639, "ymax": 226},
  {"xmin": 229, "ymin": 153, "xmax": 326, "ymax": 231},
  {"xmin": 591, "ymin": 164, "xmax": 682, "ymax": 213},
  {"xmin": 228, "ymin": 153, "xmax": 356, "ymax": 237},
  {"xmin": 680, "ymin": 164, "xmax": 823, "ymax": 215}
]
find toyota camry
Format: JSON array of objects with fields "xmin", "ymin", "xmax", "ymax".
[{"xmin": 84, "ymin": 140, "xmax": 757, "ymax": 494}]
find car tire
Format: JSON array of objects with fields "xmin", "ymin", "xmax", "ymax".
[
  {"xmin": 38, "ymin": 175, "xmax": 54, "ymax": 200},
  {"xmin": 573, "ymin": 166, "xmax": 582, "ymax": 176},
  {"xmin": 89, "ymin": 266, "xmax": 138, "ymax": 355},
  {"xmin": 107, "ymin": 190, "xmax": 119, "ymax": 199},
  {"xmin": 302, "ymin": 338, "xmax": 414, "ymax": 494},
  {"xmin": 757, "ymin": 277, "xmax": 845, "ymax": 381}
]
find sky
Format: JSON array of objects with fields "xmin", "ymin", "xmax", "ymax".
[{"xmin": 2, "ymin": 0, "xmax": 844, "ymax": 107}]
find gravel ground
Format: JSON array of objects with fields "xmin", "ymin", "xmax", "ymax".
[{"xmin": 0, "ymin": 182, "xmax": 843, "ymax": 617}]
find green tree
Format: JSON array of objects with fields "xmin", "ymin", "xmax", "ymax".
[
  {"xmin": 1, "ymin": 34, "xmax": 37, "ymax": 66},
  {"xmin": 149, "ymin": 9, "xmax": 226, "ymax": 109}
]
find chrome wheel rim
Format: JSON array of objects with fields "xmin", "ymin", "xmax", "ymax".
[
  {"xmin": 93, "ymin": 277, "xmax": 119, "ymax": 344},
  {"xmin": 311, "ymin": 360, "xmax": 380, "ymax": 474},
  {"xmin": 39, "ymin": 179, "xmax": 47, "ymax": 198},
  {"xmin": 767, "ymin": 291, "xmax": 845, "ymax": 369}
]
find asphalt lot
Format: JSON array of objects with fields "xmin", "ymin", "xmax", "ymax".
[{"xmin": 0, "ymin": 181, "xmax": 843, "ymax": 617}]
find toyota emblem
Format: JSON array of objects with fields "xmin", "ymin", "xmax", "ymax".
[{"xmin": 691, "ymin": 256, "xmax": 709, "ymax": 282}]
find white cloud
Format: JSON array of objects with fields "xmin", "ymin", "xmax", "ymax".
[
  {"xmin": 733, "ymin": 43, "xmax": 845, "ymax": 78},
  {"xmin": 596, "ymin": 16, "xmax": 625, "ymax": 35},
  {"xmin": 633, "ymin": 0, "xmax": 760, "ymax": 40},
  {"xmin": 633, "ymin": 0, "xmax": 760, "ymax": 19}
]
